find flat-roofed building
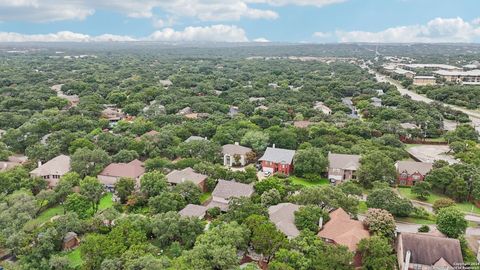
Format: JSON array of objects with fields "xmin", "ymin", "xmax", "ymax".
[
  {"xmin": 434, "ymin": 69, "xmax": 480, "ymax": 85},
  {"xmin": 413, "ymin": 76, "xmax": 436, "ymax": 86}
]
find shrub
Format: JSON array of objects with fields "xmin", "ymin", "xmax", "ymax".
[
  {"xmin": 418, "ymin": 225, "xmax": 430, "ymax": 233},
  {"xmin": 206, "ymin": 207, "xmax": 221, "ymax": 218},
  {"xmin": 432, "ymin": 198, "xmax": 455, "ymax": 213}
]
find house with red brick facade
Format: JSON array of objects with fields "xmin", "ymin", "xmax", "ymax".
[
  {"xmin": 259, "ymin": 146, "xmax": 295, "ymax": 175},
  {"xmin": 395, "ymin": 161, "xmax": 433, "ymax": 186}
]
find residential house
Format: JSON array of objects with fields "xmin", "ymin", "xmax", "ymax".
[
  {"xmin": 259, "ymin": 146, "xmax": 295, "ymax": 175},
  {"xmin": 268, "ymin": 203, "xmax": 301, "ymax": 239},
  {"xmin": 317, "ymin": 208, "xmax": 370, "ymax": 267},
  {"xmin": 102, "ymin": 106, "xmax": 125, "ymax": 126},
  {"xmin": 166, "ymin": 167, "xmax": 208, "ymax": 192},
  {"xmin": 97, "ymin": 159, "xmax": 145, "ymax": 190},
  {"xmin": 62, "ymin": 232, "xmax": 80, "ymax": 251},
  {"xmin": 222, "ymin": 143, "xmax": 253, "ymax": 167},
  {"xmin": 400, "ymin": 64, "xmax": 462, "ymax": 72},
  {"xmin": 313, "ymin": 101, "xmax": 332, "ymax": 115},
  {"xmin": 255, "ymin": 105, "xmax": 269, "ymax": 111},
  {"xmin": 30, "ymin": 155, "xmax": 71, "ymax": 187},
  {"xmin": 249, "ymin": 97, "xmax": 265, "ymax": 102},
  {"xmin": 327, "ymin": 153, "xmax": 361, "ymax": 183},
  {"xmin": 228, "ymin": 106, "xmax": 239, "ymax": 117},
  {"xmin": 396, "ymin": 161, "xmax": 433, "ymax": 186},
  {"xmin": 206, "ymin": 180, "xmax": 254, "ymax": 211},
  {"xmin": 159, "ymin": 79, "xmax": 173, "ymax": 88},
  {"xmin": 177, "ymin": 106, "xmax": 193, "ymax": 116},
  {"xmin": 413, "ymin": 76, "xmax": 436, "ymax": 86},
  {"xmin": 179, "ymin": 204, "xmax": 208, "ymax": 219},
  {"xmin": 371, "ymin": 97, "xmax": 382, "ymax": 107},
  {"xmin": 293, "ymin": 120, "xmax": 314, "ymax": 129},
  {"xmin": 185, "ymin": 136, "xmax": 208, "ymax": 143},
  {"xmin": 1, "ymin": 155, "xmax": 27, "ymax": 172},
  {"xmin": 397, "ymin": 232, "xmax": 463, "ymax": 270}
]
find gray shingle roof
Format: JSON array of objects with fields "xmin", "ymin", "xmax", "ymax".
[
  {"xmin": 396, "ymin": 161, "xmax": 433, "ymax": 176},
  {"xmin": 328, "ymin": 153, "xmax": 360, "ymax": 170},
  {"xmin": 211, "ymin": 179, "xmax": 254, "ymax": 200},
  {"xmin": 185, "ymin": 136, "xmax": 207, "ymax": 142},
  {"xmin": 268, "ymin": 203, "xmax": 301, "ymax": 238},
  {"xmin": 399, "ymin": 233, "xmax": 463, "ymax": 267},
  {"xmin": 166, "ymin": 167, "xmax": 208, "ymax": 185},
  {"xmin": 179, "ymin": 204, "xmax": 207, "ymax": 218},
  {"xmin": 259, "ymin": 147, "xmax": 296, "ymax": 164},
  {"xmin": 222, "ymin": 144, "xmax": 252, "ymax": 156}
]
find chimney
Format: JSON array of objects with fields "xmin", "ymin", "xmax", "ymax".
[
  {"xmin": 204, "ymin": 137, "xmax": 208, "ymax": 140},
  {"xmin": 404, "ymin": 250, "xmax": 411, "ymax": 270},
  {"xmin": 235, "ymin": 142, "xmax": 239, "ymax": 145},
  {"xmin": 37, "ymin": 160, "xmax": 42, "ymax": 168},
  {"xmin": 318, "ymin": 217, "xmax": 323, "ymax": 230},
  {"xmin": 272, "ymin": 144, "xmax": 276, "ymax": 148}
]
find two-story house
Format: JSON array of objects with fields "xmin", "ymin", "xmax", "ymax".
[
  {"xmin": 258, "ymin": 145, "xmax": 296, "ymax": 175},
  {"xmin": 395, "ymin": 161, "xmax": 433, "ymax": 186},
  {"xmin": 30, "ymin": 155, "xmax": 71, "ymax": 187},
  {"xmin": 327, "ymin": 153, "xmax": 360, "ymax": 184}
]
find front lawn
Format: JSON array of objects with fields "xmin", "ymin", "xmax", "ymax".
[
  {"xmin": 289, "ymin": 176, "xmax": 329, "ymax": 187},
  {"xmin": 358, "ymin": 201, "xmax": 368, "ymax": 214},
  {"xmin": 200, "ymin": 192, "xmax": 212, "ymax": 204},
  {"xmin": 398, "ymin": 187, "xmax": 480, "ymax": 215},
  {"xmin": 396, "ymin": 217, "xmax": 436, "ymax": 225},
  {"xmin": 66, "ymin": 248, "xmax": 83, "ymax": 268}
]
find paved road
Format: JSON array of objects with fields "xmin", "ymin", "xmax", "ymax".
[
  {"xmin": 412, "ymin": 200, "xmax": 480, "ymax": 224},
  {"xmin": 395, "ymin": 222, "xmax": 480, "ymax": 237},
  {"xmin": 374, "ymin": 71, "xmax": 480, "ymax": 128}
]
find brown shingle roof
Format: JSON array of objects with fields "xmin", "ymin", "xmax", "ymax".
[
  {"xmin": 166, "ymin": 167, "xmax": 207, "ymax": 185},
  {"xmin": 317, "ymin": 208, "xmax": 369, "ymax": 251},
  {"xmin": 399, "ymin": 233, "xmax": 463, "ymax": 267},
  {"xmin": 99, "ymin": 159, "xmax": 145, "ymax": 179}
]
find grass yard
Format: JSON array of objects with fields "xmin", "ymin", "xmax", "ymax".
[
  {"xmin": 98, "ymin": 193, "xmax": 114, "ymax": 211},
  {"xmin": 200, "ymin": 192, "xmax": 212, "ymax": 204},
  {"xmin": 66, "ymin": 248, "xmax": 83, "ymax": 268},
  {"xmin": 398, "ymin": 187, "xmax": 480, "ymax": 215},
  {"xmin": 25, "ymin": 205, "xmax": 64, "ymax": 229},
  {"xmin": 26, "ymin": 193, "xmax": 114, "ymax": 230},
  {"xmin": 289, "ymin": 176, "xmax": 329, "ymax": 187},
  {"xmin": 358, "ymin": 201, "xmax": 368, "ymax": 214}
]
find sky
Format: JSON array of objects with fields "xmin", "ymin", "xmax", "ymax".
[{"xmin": 0, "ymin": 0, "xmax": 479, "ymax": 43}]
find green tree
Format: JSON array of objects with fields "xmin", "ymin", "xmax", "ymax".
[
  {"xmin": 357, "ymin": 236, "xmax": 396, "ymax": 270},
  {"xmin": 293, "ymin": 147, "xmax": 328, "ymax": 177},
  {"xmin": 64, "ymin": 193, "xmax": 91, "ymax": 219},
  {"xmin": 151, "ymin": 211, "xmax": 204, "ymax": 248},
  {"xmin": 425, "ymin": 166, "xmax": 457, "ymax": 194},
  {"xmin": 112, "ymin": 149, "xmax": 139, "ymax": 163},
  {"xmin": 80, "ymin": 176, "xmax": 104, "ymax": 213},
  {"xmin": 148, "ymin": 192, "xmax": 186, "ymax": 214},
  {"xmin": 366, "ymin": 188, "xmax": 413, "ymax": 217},
  {"xmin": 436, "ymin": 206, "xmax": 467, "ymax": 238},
  {"xmin": 411, "ymin": 181, "xmax": 431, "ymax": 200},
  {"xmin": 172, "ymin": 181, "xmax": 202, "ymax": 204},
  {"xmin": 68, "ymin": 138, "xmax": 94, "ymax": 154},
  {"xmin": 294, "ymin": 205, "xmax": 329, "ymax": 232},
  {"xmin": 71, "ymin": 147, "xmax": 111, "ymax": 177},
  {"xmin": 140, "ymin": 171, "xmax": 168, "ymax": 198},
  {"xmin": 432, "ymin": 198, "xmax": 456, "ymax": 213},
  {"xmin": 222, "ymin": 197, "xmax": 268, "ymax": 224},
  {"xmin": 357, "ymin": 151, "xmax": 396, "ymax": 188},
  {"xmin": 115, "ymin": 177, "xmax": 136, "ymax": 204},
  {"xmin": 294, "ymin": 186, "xmax": 359, "ymax": 215},
  {"xmin": 241, "ymin": 130, "xmax": 270, "ymax": 152},
  {"xmin": 245, "ymin": 215, "xmax": 287, "ymax": 262},
  {"xmin": 260, "ymin": 188, "xmax": 282, "ymax": 206},
  {"xmin": 364, "ymin": 208, "xmax": 396, "ymax": 239}
]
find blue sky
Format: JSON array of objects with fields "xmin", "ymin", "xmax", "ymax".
[{"xmin": 0, "ymin": 0, "xmax": 479, "ymax": 42}]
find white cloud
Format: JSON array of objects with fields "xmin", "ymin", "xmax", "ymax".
[
  {"xmin": 0, "ymin": 0, "xmax": 343, "ymax": 22},
  {"xmin": 312, "ymin": 31, "xmax": 331, "ymax": 38},
  {"xmin": 148, "ymin": 25, "xmax": 248, "ymax": 42},
  {"xmin": 335, "ymin": 17, "xmax": 480, "ymax": 43},
  {"xmin": 254, "ymin": 0, "xmax": 346, "ymax": 7},
  {"xmin": 253, "ymin": 37, "xmax": 270, "ymax": 42},
  {"xmin": 0, "ymin": 31, "xmax": 136, "ymax": 42},
  {"xmin": 0, "ymin": 25, "xmax": 250, "ymax": 42}
]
